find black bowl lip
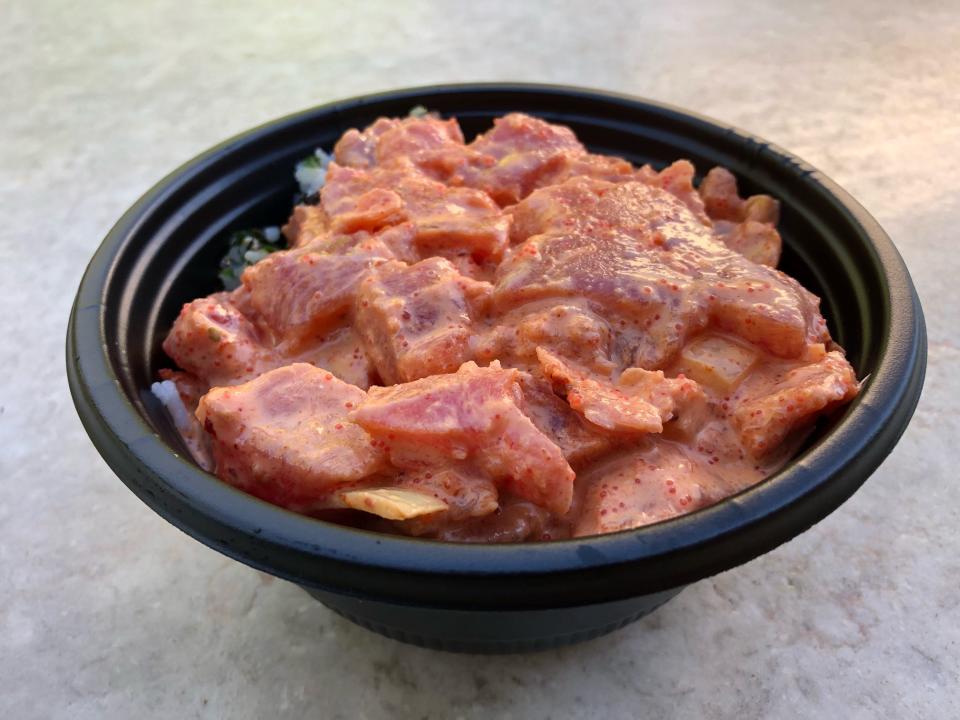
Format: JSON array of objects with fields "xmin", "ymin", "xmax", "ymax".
[{"xmin": 68, "ymin": 82, "xmax": 926, "ymax": 609}]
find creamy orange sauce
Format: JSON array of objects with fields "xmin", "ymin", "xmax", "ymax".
[{"xmin": 161, "ymin": 112, "xmax": 859, "ymax": 542}]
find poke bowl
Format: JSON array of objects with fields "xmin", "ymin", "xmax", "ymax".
[{"xmin": 67, "ymin": 84, "xmax": 926, "ymax": 653}]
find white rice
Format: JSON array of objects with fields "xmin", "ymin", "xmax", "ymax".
[
  {"xmin": 151, "ymin": 380, "xmax": 214, "ymax": 471},
  {"xmin": 294, "ymin": 148, "xmax": 333, "ymax": 196},
  {"xmin": 150, "ymin": 380, "xmax": 192, "ymax": 431}
]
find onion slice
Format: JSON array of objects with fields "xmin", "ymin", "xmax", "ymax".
[{"xmin": 340, "ymin": 488, "xmax": 448, "ymax": 520}]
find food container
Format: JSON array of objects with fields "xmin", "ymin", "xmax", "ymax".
[{"xmin": 67, "ymin": 84, "xmax": 926, "ymax": 653}]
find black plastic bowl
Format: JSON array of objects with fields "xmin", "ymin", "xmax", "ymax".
[{"xmin": 67, "ymin": 84, "xmax": 926, "ymax": 653}]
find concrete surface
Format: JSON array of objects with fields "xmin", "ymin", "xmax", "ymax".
[{"xmin": 1, "ymin": 1, "xmax": 958, "ymax": 718}]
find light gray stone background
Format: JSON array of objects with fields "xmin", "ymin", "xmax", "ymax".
[{"xmin": 2, "ymin": 1, "xmax": 957, "ymax": 718}]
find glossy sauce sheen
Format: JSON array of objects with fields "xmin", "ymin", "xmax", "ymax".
[{"xmin": 162, "ymin": 112, "xmax": 860, "ymax": 542}]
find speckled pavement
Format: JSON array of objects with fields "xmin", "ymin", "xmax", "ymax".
[{"xmin": 1, "ymin": 1, "xmax": 957, "ymax": 718}]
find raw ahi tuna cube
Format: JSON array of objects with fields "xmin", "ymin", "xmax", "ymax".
[
  {"xmin": 733, "ymin": 351, "xmax": 859, "ymax": 456},
  {"xmin": 196, "ymin": 363, "xmax": 387, "ymax": 511},
  {"xmin": 355, "ymin": 258, "xmax": 491, "ymax": 384},
  {"xmin": 573, "ymin": 442, "xmax": 722, "ymax": 537},
  {"xmin": 350, "ymin": 361, "xmax": 575, "ymax": 514},
  {"xmin": 162, "ymin": 292, "xmax": 282, "ymax": 387}
]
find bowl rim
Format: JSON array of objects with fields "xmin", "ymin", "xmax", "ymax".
[{"xmin": 67, "ymin": 82, "xmax": 926, "ymax": 610}]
